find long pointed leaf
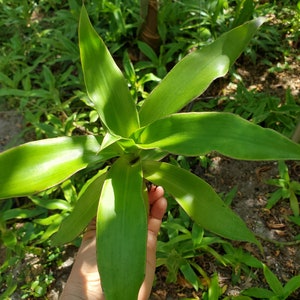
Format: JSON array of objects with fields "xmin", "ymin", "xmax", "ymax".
[
  {"xmin": 142, "ymin": 160, "xmax": 259, "ymax": 245},
  {"xmin": 51, "ymin": 169, "xmax": 107, "ymax": 245},
  {"xmin": 79, "ymin": 6, "xmax": 139, "ymax": 137},
  {"xmin": 135, "ymin": 112, "xmax": 300, "ymax": 160},
  {"xmin": 262, "ymin": 264, "xmax": 284, "ymax": 296},
  {"xmin": 283, "ymin": 275, "xmax": 300, "ymax": 298},
  {"xmin": 139, "ymin": 18, "xmax": 265, "ymax": 126},
  {"xmin": 0, "ymin": 136, "xmax": 101, "ymax": 198},
  {"xmin": 243, "ymin": 287, "xmax": 275, "ymax": 298},
  {"xmin": 97, "ymin": 157, "xmax": 147, "ymax": 300}
]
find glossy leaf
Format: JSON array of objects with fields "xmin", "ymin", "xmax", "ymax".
[
  {"xmin": 39, "ymin": 214, "xmax": 64, "ymax": 243},
  {"xmin": 135, "ymin": 112, "xmax": 300, "ymax": 160},
  {"xmin": 208, "ymin": 273, "xmax": 223, "ymax": 300},
  {"xmin": 51, "ymin": 169, "xmax": 107, "ymax": 245},
  {"xmin": 97, "ymin": 157, "xmax": 147, "ymax": 300},
  {"xmin": 0, "ymin": 136, "xmax": 101, "ymax": 198},
  {"xmin": 79, "ymin": 5, "xmax": 139, "ymax": 137},
  {"xmin": 139, "ymin": 18, "xmax": 265, "ymax": 126},
  {"xmin": 142, "ymin": 160, "xmax": 259, "ymax": 245}
]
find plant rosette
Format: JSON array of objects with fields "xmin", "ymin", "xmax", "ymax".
[{"xmin": 1, "ymin": 6, "xmax": 300, "ymax": 300}]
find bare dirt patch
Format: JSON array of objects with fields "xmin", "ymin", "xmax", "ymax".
[{"xmin": 0, "ymin": 111, "xmax": 23, "ymax": 152}]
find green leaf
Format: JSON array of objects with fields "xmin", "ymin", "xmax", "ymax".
[
  {"xmin": 243, "ymin": 287, "xmax": 276, "ymax": 298},
  {"xmin": 180, "ymin": 261, "xmax": 200, "ymax": 291},
  {"xmin": 289, "ymin": 191, "xmax": 299, "ymax": 216},
  {"xmin": 79, "ymin": 5, "xmax": 139, "ymax": 137},
  {"xmin": 266, "ymin": 189, "xmax": 283, "ymax": 209},
  {"xmin": 0, "ymin": 274, "xmax": 17, "ymax": 298},
  {"xmin": 142, "ymin": 161, "xmax": 259, "ymax": 245},
  {"xmin": 30, "ymin": 196, "xmax": 72, "ymax": 211},
  {"xmin": 232, "ymin": 0, "xmax": 255, "ymax": 28},
  {"xmin": 283, "ymin": 275, "xmax": 300, "ymax": 298},
  {"xmin": 263, "ymin": 264, "xmax": 284, "ymax": 296},
  {"xmin": 97, "ymin": 157, "xmax": 147, "ymax": 300},
  {"xmin": 0, "ymin": 136, "xmax": 101, "ymax": 199},
  {"xmin": 39, "ymin": 214, "xmax": 65, "ymax": 243},
  {"xmin": 192, "ymin": 223, "xmax": 204, "ymax": 246},
  {"xmin": 1, "ymin": 230, "xmax": 18, "ymax": 248},
  {"xmin": 137, "ymin": 41, "xmax": 158, "ymax": 64},
  {"xmin": 35, "ymin": 214, "xmax": 63, "ymax": 226},
  {"xmin": 2, "ymin": 207, "xmax": 45, "ymax": 221},
  {"xmin": 139, "ymin": 18, "xmax": 265, "ymax": 126},
  {"xmin": 51, "ymin": 169, "xmax": 107, "ymax": 245},
  {"xmin": 135, "ymin": 112, "xmax": 300, "ymax": 160},
  {"xmin": 278, "ymin": 160, "xmax": 289, "ymax": 181},
  {"xmin": 208, "ymin": 273, "xmax": 223, "ymax": 300},
  {"xmin": 61, "ymin": 179, "xmax": 77, "ymax": 204}
]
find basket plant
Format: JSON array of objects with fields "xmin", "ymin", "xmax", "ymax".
[{"xmin": 1, "ymin": 6, "xmax": 300, "ymax": 300}]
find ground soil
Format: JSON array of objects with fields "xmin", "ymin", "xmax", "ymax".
[
  {"xmin": 149, "ymin": 157, "xmax": 300, "ymax": 299},
  {"xmin": 147, "ymin": 51, "xmax": 300, "ymax": 299},
  {"xmin": 0, "ymin": 110, "xmax": 23, "ymax": 152},
  {"xmin": 1, "ymin": 54, "xmax": 299, "ymax": 300}
]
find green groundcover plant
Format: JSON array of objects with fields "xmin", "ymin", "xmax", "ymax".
[
  {"xmin": 243, "ymin": 263, "xmax": 300, "ymax": 299},
  {"xmin": 1, "ymin": 6, "xmax": 300, "ymax": 300}
]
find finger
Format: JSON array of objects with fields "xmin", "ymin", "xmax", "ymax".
[
  {"xmin": 150, "ymin": 194, "xmax": 167, "ymax": 220},
  {"xmin": 148, "ymin": 196, "xmax": 167, "ymax": 237},
  {"xmin": 139, "ymin": 194, "xmax": 166, "ymax": 300},
  {"xmin": 148, "ymin": 185, "xmax": 164, "ymax": 205}
]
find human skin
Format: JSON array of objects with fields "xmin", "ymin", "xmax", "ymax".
[{"xmin": 60, "ymin": 186, "xmax": 167, "ymax": 300}]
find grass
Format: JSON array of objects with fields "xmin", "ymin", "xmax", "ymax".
[{"xmin": 0, "ymin": 0, "xmax": 299, "ymax": 298}]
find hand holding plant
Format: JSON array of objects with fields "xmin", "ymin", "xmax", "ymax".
[
  {"xmin": 60, "ymin": 186, "xmax": 167, "ymax": 300},
  {"xmin": 1, "ymin": 5, "xmax": 300, "ymax": 300}
]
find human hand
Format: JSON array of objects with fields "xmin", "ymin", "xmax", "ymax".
[{"xmin": 60, "ymin": 186, "xmax": 167, "ymax": 300}]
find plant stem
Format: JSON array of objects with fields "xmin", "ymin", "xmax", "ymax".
[{"xmin": 255, "ymin": 233, "xmax": 300, "ymax": 247}]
